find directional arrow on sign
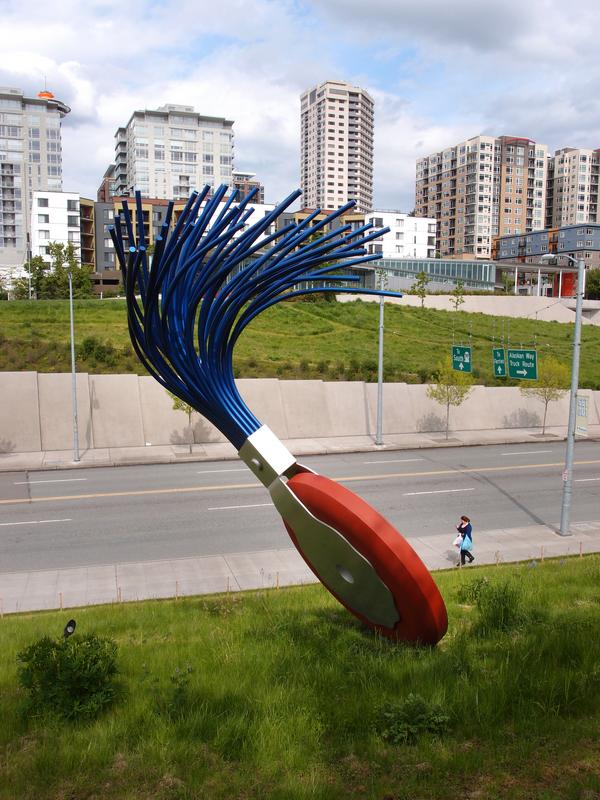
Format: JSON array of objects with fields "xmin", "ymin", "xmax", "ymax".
[{"xmin": 516, "ymin": 369, "xmax": 527, "ymax": 376}]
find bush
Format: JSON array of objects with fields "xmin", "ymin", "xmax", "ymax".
[
  {"xmin": 475, "ymin": 579, "xmax": 526, "ymax": 634},
  {"xmin": 17, "ymin": 633, "xmax": 119, "ymax": 720},
  {"xmin": 378, "ymin": 693, "xmax": 450, "ymax": 745},
  {"xmin": 457, "ymin": 575, "xmax": 490, "ymax": 605}
]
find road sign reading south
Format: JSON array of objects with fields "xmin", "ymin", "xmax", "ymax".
[
  {"xmin": 452, "ymin": 345, "xmax": 472, "ymax": 372},
  {"xmin": 507, "ymin": 348, "xmax": 538, "ymax": 380},
  {"xmin": 492, "ymin": 347, "xmax": 507, "ymax": 377}
]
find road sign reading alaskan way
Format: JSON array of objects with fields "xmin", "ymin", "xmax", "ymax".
[
  {"xmin": 492, "ymin": 347, "xmax": 507, "ymax": 377},
  {"xmin": 452, "ymin": 345, "xmax": 472, "ymax": 372},
  {"xmin": 507, "ymin": 348, "xmax": 538, "ymax": 380}
]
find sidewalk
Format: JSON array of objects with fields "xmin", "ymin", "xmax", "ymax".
[
  {"xmin": 1, "ymin": 425, "xmax": 599, "ymax": 616},
  {"xmin": 1, "ymin": 519, "xmax": 599, "ymax": 615},
  {"xmin": 1, "ymin": 424, "xmax": 599, "ymax": 473}
]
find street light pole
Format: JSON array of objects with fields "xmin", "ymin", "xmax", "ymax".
[
  {"xmin": 68, "ymin": 269, "xmax": 80, "ymax": 463},
  {"xmin": 375, "ymin": 270, "xmax": 385, "ymax": 446},
  {"xmin": 559, "ymin": 256, "xmax": 585, "ymax": 536}
]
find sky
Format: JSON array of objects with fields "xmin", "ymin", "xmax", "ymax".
[{"xmin": 1, "ymin": 0, "xmax": 599, "ymax": 212}]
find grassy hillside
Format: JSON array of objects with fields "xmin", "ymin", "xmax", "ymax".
[
  {"xmin": 1, "ymin": 297, "xmax": 600, "ymax": 387},
  {"xmin": 1, "ymin": 557, "xmax": 600, "ymax": 799}
]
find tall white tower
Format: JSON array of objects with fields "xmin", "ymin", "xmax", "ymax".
[
  {"xmin": 300, "ymin": 80, "xmax": 374, "ymax": 212},
  {"xmin": 0, "ymin": 86, "xmax": 70, "ymax": 278}
]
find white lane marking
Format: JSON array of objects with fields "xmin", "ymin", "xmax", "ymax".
[
  {"xmin": 208, "ymin": 502, "xmax": 274, "ymax": 511},
  {"xmin": 14, "ymin": 478, "xmax": 88, "ymax": 485},
  {"xmin": 500, "ymin": 450, "xmax": 552, "ymax": 456},
  {"xmin": 574, "ymin": 477, "xmax": 600, "ymax": 482},
  {"xmin": 364, "ymin": 458, "xmax": 425, "ymax": 464},
  {"xmin": 403, "ymin": 488, "xmax": 475, "ymax": 497},
  {"xmin": 0, "ymin": 518, "xmax": 72, "ymax": 527},
  {"xmin": 197, "ymin": 468, "xmax": 248, "ymax": 474}
]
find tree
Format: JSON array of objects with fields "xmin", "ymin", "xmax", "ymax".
[
  {"xmin": 585, "ymin": 268, "xmax": 600, "ymax": 300},
  {"xmin": 411, "ymin": 270, "xmax": 429, "ymax": 308},
  {"xmin": 13, "ymin": 243, "xmax": 92, "ymax": 300},
  {"xmin": 168, "ymin": 391, "xmax": 196, "ymax": 453},
  {"xmin": 426, "ymin": 356, "xmax": 473, "ymax": 439},
  {"xmin": 501, "ymin": 273, "xmax": 514, "ymax": 295},
  {"xmin": 519, "ymin": 356, "xmax": 569, "ymax": 434},
  {"xmin": 449, "ymin": 279, "xmax": 465, "ymax": 311}
]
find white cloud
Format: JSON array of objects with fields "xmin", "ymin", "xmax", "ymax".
[{"xmin": 1, "ymin": 0, "xmax": 599, "ymax": 212}]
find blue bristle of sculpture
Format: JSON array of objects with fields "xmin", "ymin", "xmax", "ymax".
[{"xmin": 109, "ymin": 186, "xmax": 401, "ymax": 450}]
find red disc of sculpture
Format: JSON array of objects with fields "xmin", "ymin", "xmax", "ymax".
[{"xmin": 284, "ymin": 472, "xmax": 448, "ymax": 645}]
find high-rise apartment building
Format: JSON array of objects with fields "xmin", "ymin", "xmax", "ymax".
[
  {"xmin": 416, "ymin": 135, "xmax": 548, "ymax": 258},
  {"xmin": 300, "ymin": 80, "xmax": 374, "ymax": 212},
  {"xmin": 113, "ymin": 103, "xmax": 234, "ymax": 201},
  {"xmin": 546, "ymin": 147, "xmax": 600, "ymax": 228},
  {"xmin": 0, "ymin": 86, "xmax": 70, "ymax": 279}
]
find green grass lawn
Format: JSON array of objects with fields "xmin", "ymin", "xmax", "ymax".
[
  {"xmin": 1, "ymin": 297, "xmax": 600, "ymax": 386},
  {"xmin": 2, "ymin": 556, "xmax": 600, "ymax": 799}
]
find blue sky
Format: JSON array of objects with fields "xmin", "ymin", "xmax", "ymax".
[{"xmin": 1, "ymin": 0, "xmax": 598, "ymax": 211}]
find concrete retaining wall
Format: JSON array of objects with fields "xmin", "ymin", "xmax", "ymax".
[{"xmin": 0, "ymin": 372, "xmax": 597, "ymax": 452}]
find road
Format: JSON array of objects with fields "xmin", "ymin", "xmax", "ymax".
[{"xmin": 1, "ymin": 441, "xmax": 599, "ymax": 573}]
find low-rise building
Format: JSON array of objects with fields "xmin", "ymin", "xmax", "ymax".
[
  {"xmin": 365, "ymin": 211, "xmax": 437, "ymax": 259},
  {"xmin": 30, "ymin": 191, "xmax": 83, "ymax": 264}
]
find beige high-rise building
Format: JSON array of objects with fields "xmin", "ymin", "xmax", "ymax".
[
  {"xmin": 0, "ymin": 86, "xmax": 70, "ymax": 279},
  {"xmin": 546, "ymin": 147, "xmax": 600, "ymax": 228},
  {"xmin": 114, "ymin": 103, "xmax": 234, "ymax": 201},
  {"xmin": 300, "ymin": 80, "xmax": 374, "ymax": 212},
  {"xmin": 416, "ymin": 135, "xmax": 548, "ymax": 258}
]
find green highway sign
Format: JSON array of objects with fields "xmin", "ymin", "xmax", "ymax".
[
  {"xmin": 492, "ymin": 347, "xmax": 507, "ymax": 377},
  {"xmin": 452, "ymin": 345, "xmax": 472, "ymax": 373},
  {"xmin": 507, "ymin": 348, "xmax": 538, "ymax": 380}
]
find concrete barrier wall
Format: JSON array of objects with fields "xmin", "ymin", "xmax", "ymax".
[
  {"xmin": 0, "ymin": 372, "xmax": 41, "ymax": 453},
  {"xmin": 0, "ymin": 372, "xmax": 598, "ymax": 452},
  {"xmin": 90, "ymin": 375, "xmax": 145, "ymax": 448},
  {"xmin": 38, "ymin": 373, "xmax": 93, "ymax": 451}
]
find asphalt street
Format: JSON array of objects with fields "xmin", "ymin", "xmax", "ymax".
[{"xmin": 1, "ymin": 440, "xmax": 599, "ymax": 573}]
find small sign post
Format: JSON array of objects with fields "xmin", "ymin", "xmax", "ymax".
[
  {"xmin": 507, "ymin": 348, "xmax": 538, "ymax": 380},
  {"xmin": 575, "ymin": 395, "xmax": 589, "ymax": 437},
  {"xmin": 452, "ymin": 345, "xmax": 472, "ymax": 373}
]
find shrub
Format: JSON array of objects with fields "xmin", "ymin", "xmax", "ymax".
[
  {"xmin": 475, "ymin": 579, "xmax": 526, "ymax": 634},
  {"xmin": 78, "ymin": 335, "xmax": 100, "ymax": 360},
  {"xmin": 17, "ymin": 633, "xmax": 119, "ymax": 720},
  {"xmin": 378, "ymin": 693, "xmax": 450, "ymax": 745},
  {"xmin": 457, "ymin": 575, "xmax": 490, "ymax": 605}
]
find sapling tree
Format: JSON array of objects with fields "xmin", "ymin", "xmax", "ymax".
[
  {"xmin": 168, "ymin": 392, "xmax": 196, "ymax": 453},
  {"xmin": 411, "ymin": 270, "xmax": 429, "ymax": 308},
  {"xmin": 426, "ymin": 356, "xmax": 473, "ymax": 439},
  {"xmin": 519, "ymin": 356, "xmax": 569, "ymax": 434},
  {"xmin": 450, "ymin": 279, "xmax": 465, "ymax": 311}
]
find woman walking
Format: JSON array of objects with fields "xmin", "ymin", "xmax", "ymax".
[{"xmin": 456, "ymin": 515, "xmax": 474, "ymax": 566}]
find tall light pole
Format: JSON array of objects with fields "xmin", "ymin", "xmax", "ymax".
[
  {"xmin": 540, "ymin": 252, "xmax": 585, "ymax": 536},
  {"xmin": 67, "ymin": 268, "xmax": 80, "ymax": 462},
  {"xmin": 375, "ymin": 269, "xmax": 386, "ymax": 446}
]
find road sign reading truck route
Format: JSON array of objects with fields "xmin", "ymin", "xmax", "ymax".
[{"xmin": 507, "ymin": 348, "xmax": 538, "ymax": 380}]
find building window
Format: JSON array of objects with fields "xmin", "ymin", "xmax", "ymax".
[
  {"xmin": 38, "ymin": 214, "xmax": 49, "ymax": 223},
  {"xmin": 67, "ymin": 199, "xmax": 79, "ymax": 212},
  {"xmin": 37, "ymin": 197, "xmax": 48, "ymax": 207},
  {"xmin": 67, "ymin": 215, "xmax": 79, "ymax": 227}
]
